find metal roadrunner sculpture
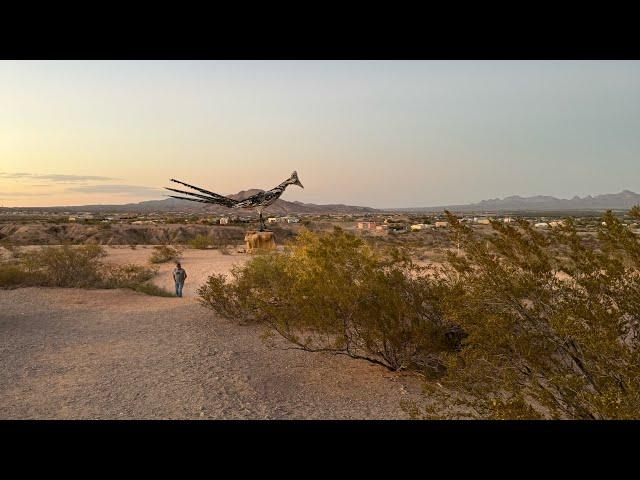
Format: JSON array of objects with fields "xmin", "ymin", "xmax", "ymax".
[{"xmin": 165, "ymin": 171, "xmax": 304, "ymax": 231}]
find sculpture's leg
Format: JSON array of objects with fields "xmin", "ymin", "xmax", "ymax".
[{"xmin": 258, "ymin": 210, "xmax": 265, "ymax": 232}]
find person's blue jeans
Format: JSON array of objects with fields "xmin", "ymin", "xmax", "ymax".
[{"xmin": 175, "ymin": 281, "xmax": 184, "ymax": 297}]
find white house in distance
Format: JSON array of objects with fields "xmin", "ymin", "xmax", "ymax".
[
  {"xmin": 219, "ymin": 217, "xmax": 230, "ymax": 225},
  {"xmin": 357, "ymin": 221, "xmax": 377, "ymax": 230},
  {"xmin": 286, "ymin": 216, "xmax": 300, "ymax": 223},
  {"xmin": 534, "ymin": 222, "xmax": 549, "ymax": 228},
  {"xmin": 410, "ymin": 223, "xmax": 433, "ymax": 231}
]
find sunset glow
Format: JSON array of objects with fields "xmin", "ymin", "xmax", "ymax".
[{"xmin": 2, "ymin": 60, "xmax": 639, "ymax": 208}]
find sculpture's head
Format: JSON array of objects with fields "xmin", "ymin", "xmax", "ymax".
[{"xmin": 289, "ymin": 171, "xmax": 304, "ymax": 189}]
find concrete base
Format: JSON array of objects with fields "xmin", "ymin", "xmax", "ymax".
[{"xmin": 244, "ymin": 230, "xmax": 276, "ymax": 253}]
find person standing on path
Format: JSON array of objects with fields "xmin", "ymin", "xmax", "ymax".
[{"xmin": 173, "ymin": 262, "xmax": 187, "ymax": 298}]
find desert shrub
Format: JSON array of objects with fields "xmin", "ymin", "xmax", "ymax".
[
  {"xmin": 0, "ymin": 263, "xmax": 39, "ymax": 288},
  {"xmin": 149, "ymin": 244, "xmax": 183, "ymax": 264},
  {"xmin": 131, "ymin": 282, "xmax": 174, "ymax": 297},
  {"xmin": 5, "ymin": 244, "xmax": 165, "ymax": 296},
  {"xmin": 199, "ymin": 227, "xmax": 457, "ymax": 372},
  {"xmin": 102, "ymin": 263, "xmax": 157, "ymax": 289},
  {"xmin": 21, "ymin": 244, "xmax": 107, "ymax": 288},
  {"xmin": 188, "ymin": 234, "xmax": 213, "ymax": 249},
  {"xmin": 416, "ymin": 210, "xmax": 640, "ymax": 419}
]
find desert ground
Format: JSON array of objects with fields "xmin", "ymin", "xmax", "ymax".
[{"xmin": 0, "ymin": 246, "xmax": 423, "ymax": 419}]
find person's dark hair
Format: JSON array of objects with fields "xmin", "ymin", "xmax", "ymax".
[{"xmin": 176, "ymin": 262, "xmax": 181, "ymax": 268}]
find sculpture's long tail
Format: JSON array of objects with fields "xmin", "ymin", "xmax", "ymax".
[{"xmin": 165, "ymin": 179, "xmax": 238, "ymax": 208}]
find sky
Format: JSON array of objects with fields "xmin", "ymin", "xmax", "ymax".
[{"xmin": 1, "ymin": 60, "xmax": 639, "ymax": 208}]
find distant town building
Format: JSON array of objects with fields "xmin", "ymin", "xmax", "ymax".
[
  {"xmin": 357, "ymin": 221, "xmax": 377, "ymax": 230},
  {"xmin": 435, "ymin": 221, "xmax": 449, "ymax": 228},
  {"xmin": 503, "ymin": 217, "xmax": 515, "ymax": 223},
  {"xmin": 268, "ymin": 217, "xmax": 287, "ymax": 224},
  {"xmin": 534, "ymin": 222, "xmax": 549, "ymax": 228},
  {"xmin": 219, "ymin": 217, "xmax": 230, "ymax": 225},
  {"xmin": 286, "ymin": 216, "xmax": 300, "ymax": 224},
  {"xmin": 410, "ymin": 223, "xmax": 433, "ymax": 231}
]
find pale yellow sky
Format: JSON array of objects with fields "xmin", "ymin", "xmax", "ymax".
[{"xmin": 2, "ymin": 60, "xmax": 640, "ymax": 208}]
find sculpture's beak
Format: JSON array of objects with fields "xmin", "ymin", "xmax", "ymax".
[{"xmin": 295, "ymin": 179, "xmax": 304, "ymax": 189}]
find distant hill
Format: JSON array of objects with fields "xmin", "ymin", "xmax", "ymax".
[
  {"xmin": 395, "ymin": 190, "xmax": 640, "ymax": 213},
  {"xmin": 3, "ymin": 189, "xmax": 378, "ymax": 215},
  {"xmin": 4, "ymin": 189, "xmax": 639, "ymax": 215}
]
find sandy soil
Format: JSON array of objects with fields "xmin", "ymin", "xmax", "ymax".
[{"xmin": 0, "ymin": 247, "xmax": 422, "ymax": 419}]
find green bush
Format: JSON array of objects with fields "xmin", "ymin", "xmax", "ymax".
[
  {"xmin": 198, "ymin": 227, "xmax": 457, "ymax": 372},
  {"xmin": 149, "ymin": 244, "xmax": 183, "ymax": 264},
  {"xmin": 188, "ymin": 234, "xmax": 213, "ymax": 249},
  {"xmin": 415, "ymin": 210, "xmax": 640, "ymax": 420},
  {"xmin": 132, "ymin": 282, "xmax": 174, "ymax": 297},
  {"xmin": 199, "ymin": 213, "xmax": 640, "ymax": 419},
  {"xmin": 0, "ymin": 263, "xmax": 39, "ymax": 288},
  {"xmin": 22, "ymin": 244, "xmax": 106, "ymax": 288},
  {"xmin": 3, "ymin": 244, "xmax": 165, "ymax": 297},
  {"xmin": 103, "ymin": 263, "xmax": 157, "ymax": 289}
]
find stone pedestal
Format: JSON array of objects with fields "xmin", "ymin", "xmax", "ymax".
[{"xmin": 244, "ymin": 230, "xmax": 276, "ymax": 253}]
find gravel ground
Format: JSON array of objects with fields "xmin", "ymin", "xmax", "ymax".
[{"xmin": 0, "ymin": 248, "xmax": 423, "ymax": 419}]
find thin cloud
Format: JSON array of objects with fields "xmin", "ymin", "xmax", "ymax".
[
  {"xmin": 0, "ymin": 191, "xmax": 47, "ymax": 197},
  {"xmin": 0, "ymin": 172, "xmax": 118, "ymax": 182},
  {"xmin": 65, "ymin": 184, "xmax": 163, "ymax": 196}
]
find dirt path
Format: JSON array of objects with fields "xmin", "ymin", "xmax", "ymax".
[{"xmin": 0, "ymin": 249, "xmax": 422, "ymax": 419}]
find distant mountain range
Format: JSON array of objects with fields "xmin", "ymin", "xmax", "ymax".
[
  {"xmin": 3, "ymin": 189, "xmax": 377, "ymax": 215},
  {"xmin": 3, "ymin": 189, "xmax": 639, "ymax": 215},
  {"xmin": 395, "ymin": 190, "xmax": 640, "ymax": 213}
]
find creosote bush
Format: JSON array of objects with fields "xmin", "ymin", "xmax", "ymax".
[
  {"xmin": 131, "ymin": 281, "xmax": 175, "ymax": 297},
  {"xmin": 22, "ymin": 244, "xmax": 107, "ymax": 287},
  {"xmin": 415, "ymin": 210, "xmax": 640, "ymax": 419},
  {"xmin": 200, "ymin": 211, "xmax": 640, "ymax": 419},
  {"xmin": 188, "ymin": 234, "xmax": 214, "ymax": 249},
  {"xmin": 0, "ymin": 263, "xmax": 38, "ymax": 288},
  {"xmin": 199, "ymin": 227, "xmax": 459, "ymax": 373},
  {"xmin": 149, "ymin": 244, "xmax": 183, "ymax": 264},
  {"xmin": 1, "ymin": 244, "xmax": 169, "ymax": 296}
]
